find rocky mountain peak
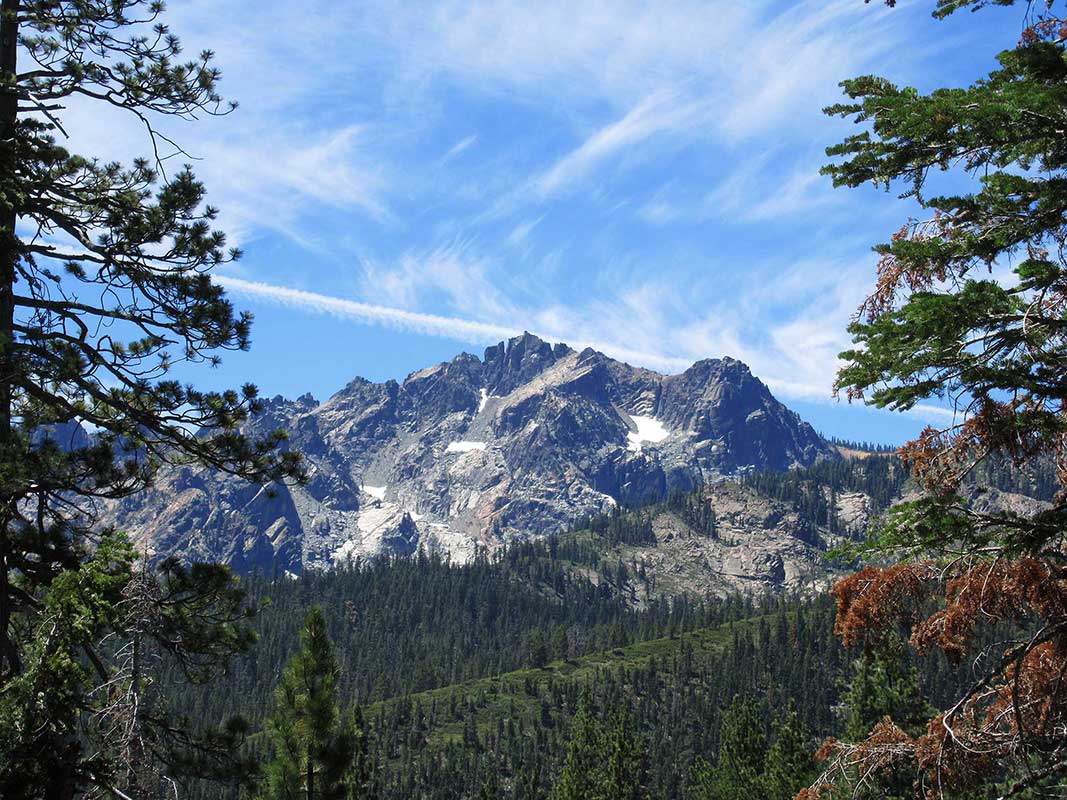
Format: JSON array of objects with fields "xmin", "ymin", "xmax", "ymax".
[
  {"xmin": 483, "ymin": 332, "xmax": 574, "ymax": 394},
  {"xmin": 105, "ymin": 336, "xmax": 838, "ymax": 575}
]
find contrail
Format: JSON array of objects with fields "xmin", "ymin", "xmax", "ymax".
[
  {"xmin": 217, "ymin": 276, "xmax": 519, "ymax": 345},
  {"xmin": 217, "ymin": 275, "xmax": 693, "ymax": 373}
]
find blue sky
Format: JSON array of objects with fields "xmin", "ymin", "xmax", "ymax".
[{"xmin": 59, "ymin": 0, "xmax": 1018, "ymax": 444}]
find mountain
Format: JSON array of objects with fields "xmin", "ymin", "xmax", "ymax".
[
  {"xmin": 105, "ymin": 332, "xmax": 837, "ymax": 575},
  {"xmin": 570, "ymin": 480, "xmax": 859, "ymax": 599}
]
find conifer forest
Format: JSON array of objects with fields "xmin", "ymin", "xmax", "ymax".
[{"xmin": 2, "ymin": 1, "xmax": 1067, "ymax": 799}]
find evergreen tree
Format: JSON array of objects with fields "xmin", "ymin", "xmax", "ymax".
[
  {"xmin": 345, "ymin": 706, "xmax": 373, "ymax": 800},
  {"xmin": 691, "ymin": 694, "xmax": 766, "ymax": 800},
  {"xmin": 548, "ymin": 696, "xmax": 604, "ymax": 800},
  {"xmin": 761, "ymin": 701, "xmax": 814, "ymax": 800},
  {"xmin": 602, "ymin": 708, "xmax": 648, "ymax": 800},
  {"xmin": 0, "ymin": 0, "xmax": 301, "ymax": 681},
  {"xmin": 477, "ymin": 779, "xmax": 496, "ymax": 800},
  {"xmin": 803, "ymin": 1, "xmax": 1067, "ymax": 797},
  {"xmin": 262, "ymin": 607, "xmax": 357, "ymax": 800},
  {"xmin": 0, "ymin": 535, "xmax": 133, "ymax": 799},
  {"xmin": 98, "ymin": 554, "xmax": 259, "ymax": 798},
  {"xmin": 840, "ymin": 649, "xmax": 929, "ymax": 742},
  {"xmin": 525, "ymin": 629, "xmax": 548, "ymax": 668},
  {"xmin": 0, "ymin": 1, "xmax": 301, "ymax": 793},
  {"xmin": 0, "ymin": 535, "xmax": 258, "ymax": 799}
]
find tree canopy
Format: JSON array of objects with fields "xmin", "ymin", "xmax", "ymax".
[
  {"xmin": 0, "ymin": 0, "xmax": 302, "ymax": 683},
  {"xmin": 0, "ymin": 2, "xmax": 301, "ymax": 797},
  {"xmin": 805, "ymin": 1, "xmax": 1067, "ymax": 797}
]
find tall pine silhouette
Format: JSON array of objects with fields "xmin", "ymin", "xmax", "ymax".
[
  {"xmin": 0, "ymin": 2, "xmax": 300, "ymax": 795},
  {"xmin": 262, "ymin": 607, "xmax": 361, "ymax": 800}
]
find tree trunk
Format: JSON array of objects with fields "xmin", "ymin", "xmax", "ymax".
[
  {"xmin": 306, "ymin": 745, "xmax": 314, "ymax": 800},
  {"xmin": 0, "ymin": 0, "xmax": 19, "ymax": 684}
]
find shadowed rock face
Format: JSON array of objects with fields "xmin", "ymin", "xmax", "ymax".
[
  {"xmin": 110, "ymin": 470, "xmax": 303, "ymax": 575},
  {"xmin": 104, "ymin": 333, "xmax": 838, "ymax": 574}
]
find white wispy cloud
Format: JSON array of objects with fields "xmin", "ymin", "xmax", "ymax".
[
  {"xmin": 359, "ymin": 240, "xmax": 526, "ymax": 321},
  {"xmin": 443, "ymin": 135, "xmax": 479, "ymax": 161},
  {"xmin": 705, "ymin": 156, "xmax": 835, "ymax": 223},
  {"xmin": 52, "ymin": 98, "xmax": 390, "ymax": 250},
  {"xmin": 197, "ymin": 125, "xmax": 391, "ymax": 246},
  {"xmin": 715, "ymin": 0, "xmax": 901, "ymax": 140},
  {"xmin": 506, "ymin": 216, "xmax": 544, "ymax": 247},
  {"xmin": 46, "ymin": 0, "xmax": 932, "ymax": 246},
  {"xmin": 371, "ymin": 0, "xmax": 754, "ymax": 106},
  {"xmin": 531, "ymin": 90, "xmax": 701, "ymax": 198}
]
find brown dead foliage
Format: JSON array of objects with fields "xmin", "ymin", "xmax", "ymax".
[
  {"xmin": 797, "ymin": 719, "xmax": 917, "ymax": 800},
  {"xmin": 809, "ymin": 555, "xmax": 1067, "ymax": 798},
  {"xmin": 857, "ymin": 218, "xmax": 956, "ymax": 327},
  {"xmin": 910, "ymin": 558, "xmax": 1064, "ymax": 664},
  {"xmin": 990, "ymin": 641, "xmax": 1067, "ymax": 739},
  {"xmin": 831, "ymin": 563, "xmax": 937, "ymax": 649},
  {"xmin": 899, "ymin": 399, "xmax": 1065, "ymax": 497}
]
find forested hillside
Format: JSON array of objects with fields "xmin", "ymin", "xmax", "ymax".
[
  {"xmin": 167, "ymin": 534, "xmax": 982, "ymax": 800},
  {"xmin": 157, "ymin": 448, "xmax": 1056, "ymax": 799}
]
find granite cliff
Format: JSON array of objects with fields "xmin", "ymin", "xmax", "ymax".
[{"xmin": 106, "ymin": 333, "xmax": 837, "ymax": 575}]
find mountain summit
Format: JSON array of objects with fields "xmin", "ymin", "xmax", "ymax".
[{"xmin": 107, "ymin": 333, "xmax": 835, "ymax": 573}]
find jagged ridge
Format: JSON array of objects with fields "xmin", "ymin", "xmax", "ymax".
[{"xmin": 106, "ymin": 333, "xmax": 837, "ymax": 573}]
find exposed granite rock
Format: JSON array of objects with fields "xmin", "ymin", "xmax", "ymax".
[
  {"xmin": 105, "ymin": 333, "xmax": 840, "ymax": 573},
  {"xmin": 600, "ymin": 482, "xmax": 845, "ymax": 602},
  {"xmin": 968, "ymin": 486, "xmax": 1051, "ymax": 519},
  {"xmin": 834, "ymin": 491, "xmax": 873, "ymax": 538},
  {"xmin": 111, "ymin": 468, "xmax": 303, "ymax": 574}
]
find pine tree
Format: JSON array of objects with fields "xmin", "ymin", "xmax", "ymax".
[
  {"xmin": 0, "ymin": 0, "xmax": 303, "ymax": 789},
  {"xmin": 345, "ymin": 706, "xmax": 373, "ymax": 800},
  {"xmin": 0, "ymin": 0, "xmax": 302, "ymax": 681},
  {"xmin": 548, "ymin": 696, "xmax": 604, "ymax": 800},
  {"xmin": 0, "ymin": 2, "xmax": 300, "ymax": 793},
  {"xmin": 262, "ymin": 607, "xmax": 358, "ymax": 800},
  {"xmin": 691, "ymin": 694, "xmax": 767, "ymax": 800},
  {"xmin": 760, "ymin": 701, "xmax": 814, "ymax": 800},
  {"xmin": 525, "ymin": 629, "xmax": 548, "ymax": 668},
  {"xmin": 96, "ymin": 554, "xmax": 260, "ymax": 798},
  {"xmin": 601, "ymin": 708, "xmax": 649, "ymax": 800},
  {"xmin": 0, "ymin": 535, "xmax": 132, "ymax": 799},
  {"xmin": 0, "ymin": 535, "xmax": 258, "ymax": 799},
  {"xmin": 840, "ymin": 649, "xmax": 929, "ymax": 742},
  {"xmin": 803, "ymin": 1, "xmax": 1067, "ymax": 797}
]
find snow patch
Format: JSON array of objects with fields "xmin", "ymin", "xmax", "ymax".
[
  {"xmin": 363, "ymin": 485, "xmax": 387, "ymax": 501},
  {"xmin": 626, "ymin": 415, "xmax": 669, "ymax": 451},
  {"xmin": 446, "ymin": 441, "xmax": 487, "ymax": 453},
  {"xmin": 477, "ymin": 388, "xmax": 488, "ymax": 413}
]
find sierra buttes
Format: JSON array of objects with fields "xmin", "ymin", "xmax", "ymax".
[{"xmin": 105, "ymin": 333, "xmax": 836, "ymax": 574}]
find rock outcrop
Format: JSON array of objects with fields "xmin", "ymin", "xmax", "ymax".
[{"xmin": 104, "ymin": 333, "xmax": 838, "ymax": 574}]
